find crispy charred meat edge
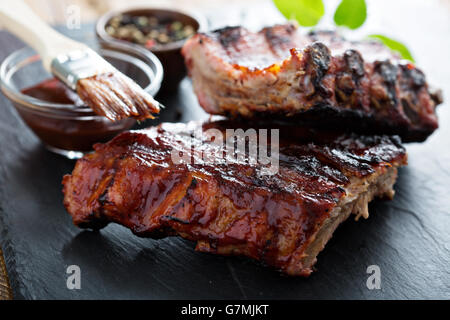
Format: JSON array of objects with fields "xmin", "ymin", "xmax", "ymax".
[{"xmin": 182, "ymin": 25, "xmax": 442, "ymax": 142}]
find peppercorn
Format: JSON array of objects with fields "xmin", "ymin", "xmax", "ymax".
[{"xmin": 106, "ymin": 14, "xmax": 196, "ymax": 49}]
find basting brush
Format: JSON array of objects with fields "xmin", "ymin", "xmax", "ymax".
[{"xmin": 0, "ymin": 0, "xmax": 161, "ymax": 121}]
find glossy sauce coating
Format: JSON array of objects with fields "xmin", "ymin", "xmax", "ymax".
[
  {"xmin": 22, "ymin": 77, "xmax": 84, "ymax": 106},
  {"xmin": 63, "ymin": 120, "xmax": 407, "ymax": 275},
  {"xmin": 20, "ymin": 78, "xmax": 135, "ymax": 152}
]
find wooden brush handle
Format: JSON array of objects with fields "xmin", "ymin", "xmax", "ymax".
[{"xmin": 0, "ymin": 0, "xmax": 88, "ymax": 71}]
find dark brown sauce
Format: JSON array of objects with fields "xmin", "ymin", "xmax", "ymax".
[
  {"xmin": 22, "ymin": 77, "xmax": 84, "ymax": 106},
  {"xmin": 19, "ymin": 78, "xmax": 135, "ymax": 152}
]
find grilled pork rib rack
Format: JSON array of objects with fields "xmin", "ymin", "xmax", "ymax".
[
  {"xmin": 63, "ymin": 120, "xmax": 407, "ymax": 276},
  {"xmin": 182, "ymin": 24, "xmax": 442, "ymax": 142}
]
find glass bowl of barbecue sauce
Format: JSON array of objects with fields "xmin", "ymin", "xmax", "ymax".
[{"xmin": 0, "ymin": 46, "xmax": 163, "ymax": 159}]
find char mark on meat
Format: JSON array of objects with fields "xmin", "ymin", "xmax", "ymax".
[{"xmin": 213, "ymin": 26, "xmax": 243, "ymax": 48}]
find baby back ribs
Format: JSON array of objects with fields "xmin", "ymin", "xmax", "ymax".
[
  {"xmin": 63, "ymin": 120, "xmax": 407, "ymax": 276},
  {"xmin": 182, "ymin": 24, "xmax": 442, "ymax": 142}
]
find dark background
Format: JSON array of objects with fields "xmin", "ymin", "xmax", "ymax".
[{"xmin": 0, "ymin": 0, "xmax": 449, "ymax": 299}]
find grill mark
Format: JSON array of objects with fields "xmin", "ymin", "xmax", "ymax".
[
  {"xmin": 262, "ymin": 24, "xmax": 296, "ymax": 57},
  {"xmin": 375, "ymin": 60, "xmax": 398, "ymax": 107},
  {"xmin": 98, "ymin": 157, "xmax": 121, "ymax": 208},
  {"xmin": 162, "ymin": 216, "xmax": 190, "ymax": 224},
  {"xmin": 214, "ymin": 26, "xmax": 243, "ymax": 49}
]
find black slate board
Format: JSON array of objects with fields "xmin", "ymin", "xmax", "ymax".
[{"xmin": 1, "ymin": 19, "xmax": 450, "ymax": 299}]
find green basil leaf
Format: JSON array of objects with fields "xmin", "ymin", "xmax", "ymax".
[
  {"xmin": 333, "ymin": 0, "xmax": 367, "ymax": 29},
  {"xmin": 368, "ymin": 34, "xmax": 415, "ymax": 62},
  {"xmin": 273, "ymin": 0, "xmax": 325, "ymax": 27}
]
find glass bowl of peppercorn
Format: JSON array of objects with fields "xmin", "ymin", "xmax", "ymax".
[{"xmin": 96, "ymin": 7, "xmax": 208, "ymax": 94}]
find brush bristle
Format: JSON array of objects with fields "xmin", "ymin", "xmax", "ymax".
[{"xmin": 76, "ymin": 71, "xmax": 160, "ymax": 121}]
